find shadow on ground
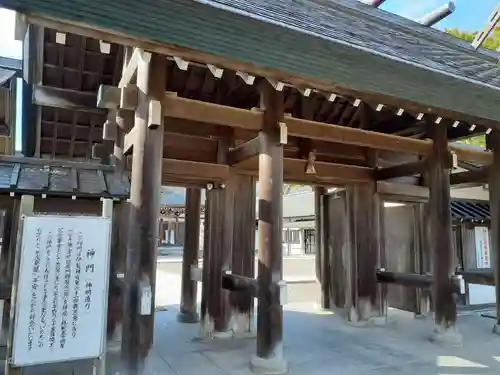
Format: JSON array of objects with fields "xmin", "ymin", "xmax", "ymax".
[{"xmin": 100, "ymin": 302, "xmax": 500, "ymax": 375}]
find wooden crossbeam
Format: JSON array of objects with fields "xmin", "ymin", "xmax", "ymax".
[
  {"xmin": 375, "ymin": 160, "xmax": 426, "ymax": 180},
  {"xmin": 449, "ymin": 168, "xmax": 488, "ymax": 187},
  {"xmin": 86, "ymin": 90, "xmax": 493, "ymax": 165},
  {"xmin": 377, "ymin": 181, "xmax": 429, "ymax": 201},
  {"xmin": 228, "ymin": 136, "xmax": 261, "ymax": 166},
  {"xmin": 236, "ymin": 157, "xmax": 373, "ymax": 184},
  {"xmin": 162, "ymin": 158, "xmax": 230, "ymax": 181},
  {"xmin": 163, "ymin": 94, "xmax": 261, "ymax": 130},
  {"xmin": 118, "ymin": 48, "xmax": 151, "ymax": 88},
  {"xmin": 33, "ymin": 85, "xmax": 104, "ymax": 113}
]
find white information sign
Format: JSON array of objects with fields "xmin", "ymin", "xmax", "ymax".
[
  {"xmin": 475, "ymin": 226, "xmax": 491, "ymax": 269},
  {"xmin": 12, "ymin": 215, "xmax": 112, "ymax": 366}
]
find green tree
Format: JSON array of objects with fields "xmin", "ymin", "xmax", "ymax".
[{"xmin": 445, "ymin": 27, "xmax": 500, "ymax": 148}]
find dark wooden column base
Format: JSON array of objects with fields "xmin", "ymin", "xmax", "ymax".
[{"xmin": 177, "ymin": 310, "xmax": 200, "ymax": 324}]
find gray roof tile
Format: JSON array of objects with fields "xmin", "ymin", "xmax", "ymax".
[{"xmin": 0, "ymin": 157, "xmax": 130, "ymax": 199}]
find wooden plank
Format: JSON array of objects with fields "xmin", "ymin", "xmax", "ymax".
[
  {"xmin": 428, "ymin": 124, "xmax": 458, "ymax": 341},
  {"xmin": 252, "ymin": 82, "xmax": 287, "ymax": 373},
  {"xmin": 237, "ymin": 157, "xmax": 372, "ymax": 183},
  {"xmin": 228, "ymin": 136, "xmax": 261, "ymax": 166},
  {"xmin": 177, "ymin": 188, "xmax": 201, "ymax": 323},
  {"xmin": 32, "ymin": 84, "xmax": 104, "ymax": 113},
  {"xmin": 375, "ymin": 160, "xmax": 426, "ymax": 180},
  {"xmin": 449, "ymin": 168, "xmax": 488, "ymax": 187},
  {"xmin": 162, "ymin": 159, "xmax": 229, "ymax": 181},
  {"xmin": 377, "ymin": 181, "xmax": 429, "ymax": 201},
  {"xmin": 487, "ymin": 129, "xmax": 500, "ymax": 331},
  {"xmin": 163, "ymin": 94, "xmax": 261, "ymax": 130}
]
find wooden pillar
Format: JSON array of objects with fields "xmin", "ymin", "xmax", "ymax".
[
  {"xmin": 178, "ymin": 188, "xmax": 201, "ymax": 323},
  {"xmin": 200, "ymin": 180, "xmax": 233, "ymax": 337},
  {"xmin": 487, "ymin": 130, "xmax": 500, "ymax": 334},
  {"xmin": 428, "ymin": 124, "xmax": 460, "ymax": 343},
  {"xmin": 327, "ymin": 181, "xmax": 384, "ymax": 324},
  {"xmin": 121, "ymin": 53, "xmax": 166, "ymax": 371},
  {"xmin": 348, "ymin": 182, "xmax": 384, "ymax": 323},
  {"xmin": 315, "ymin": 187, "xmax": 330, "ymax": 309},
  {"xmin": 229, "ymin": 174, "xmax": 256, "ymax": 335},
  {"xmin": 250, "ymin": 82, "xmax": 287, "ymax": 374}
]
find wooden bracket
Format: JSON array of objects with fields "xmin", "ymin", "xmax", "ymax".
[
  {"xmin": 266, "ymin": 78, "xmax": 285, "ymax": 91},
  {"xmin": 279, "ymin": 122, "xmax": 288, "ymax": 145},
  {"xmin": 236, "ymin": 71, "xmax": 256, "ymax": 85},
  {"xmin": 120, "ymin": 85, "xmax": 139, "ymax": 110},
  {"xmin": 97, "ymin": 85, "xmax": 120, "ymax": 109},
  {"xmin": 207, "ymin": 64, "xmax": 224, "ymax": 78},
  {"xmin": 148, "ymin": 100, "xmax": 162, "ymax": 129},
  {"xmin": 305, "ymin": 150, "xmax": 317, "ymax": 174}
]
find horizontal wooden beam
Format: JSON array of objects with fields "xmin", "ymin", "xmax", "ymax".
[
  {"xmin": 33, "ymin": 85, "xmax": 104, "ymax": 113},
  {"xmin": 456, "ymin": 269, "xmax": 494, "ymax": 286},
  {"xmin": 375, "ymin": 160, "xmax": 426, "ymax": 180},
  {"xmin": 162, "ymin": 158, "xmax": 230, "ymax": 181},
  {"xmin": 449, "ymin": 168, "xmax": 488, "ymax": 187},
  {"xmin": 236, "ymin": 156, "xmax": 373, "ymax": 184},
  {"xmin": 73, "ymin": 88, "xmax": 492, "ymax": 165},
  {"xmin": 377, "ymin": 181, "xmax": 429, "ymax": 201},
  {"xmin": 163, "ymin": 94, "xmax": 261, "ymax": 130},
  {"xmin": 376, "ymin": 270, "xmax": 433, "ymax": 289},
  {"xmin": 228, "ymin": 136, "xmax": 261, "ymax": 166}
]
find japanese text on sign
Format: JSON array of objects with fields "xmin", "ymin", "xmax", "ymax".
[{"xmin": 13, "ymin": 215, "xmax": 111, "ymax": 366}]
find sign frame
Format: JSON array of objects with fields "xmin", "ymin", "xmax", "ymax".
[{"xmin": 11, "ymin": 213, "xmax": 112, "ymax": 367}]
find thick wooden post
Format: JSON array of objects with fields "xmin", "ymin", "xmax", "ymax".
[
  {"xmin": 230, "ymin": 174, "xmax": 256, "ymax": 335},
  {"xmin": 178, "ymin": 188, "xmax": 202, "ymax": 323},
  {"xmin": 250, "ymin": 82, "xmax": 287, "ymax": 374},
  {"xmin": 429, "ymin": 124, "xmax": 460, "ymax": 344},
  {"xmin": 487, "ymin": 130, "xmax": 500, "ymax": 334},
  {"xmin": 122, "ymin": 53, "xmax": 166, "ymax": 371},
  {"xmin": 348, "ymin": 182, "xmax": 384, "ymax": 323},
  {"xmin": 200, "ymin": 182, "xmax": 233, "ymax": 337},
  {"xmin": 315, "ymin": 187, "xmax": 330, "ymax": 309}
]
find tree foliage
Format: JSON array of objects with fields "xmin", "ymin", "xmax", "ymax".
[{"xmin": 444, "ymin": 27, "xmax": 500, "ymax": 148}]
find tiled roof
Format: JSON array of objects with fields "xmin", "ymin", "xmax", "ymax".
[
  {"xmin": 451, "ymin": 200, "xmax": 490, "ymax": 221},
  {"xmin": 0, "ymin": 157, "xmax": 130, "ymax": 199},
  {"xmin": 2, "ymin": 0, "xmax": 500, "ymax": 122}
]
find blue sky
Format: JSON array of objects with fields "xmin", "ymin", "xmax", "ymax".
[{"xmin": 381, "ymin": 0, "xmax": 499, "ymax": 32}]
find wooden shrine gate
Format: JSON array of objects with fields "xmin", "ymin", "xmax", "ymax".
[{"xmin": 4, "ymin": 1, "xmax": 500, "ymax": 374}]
